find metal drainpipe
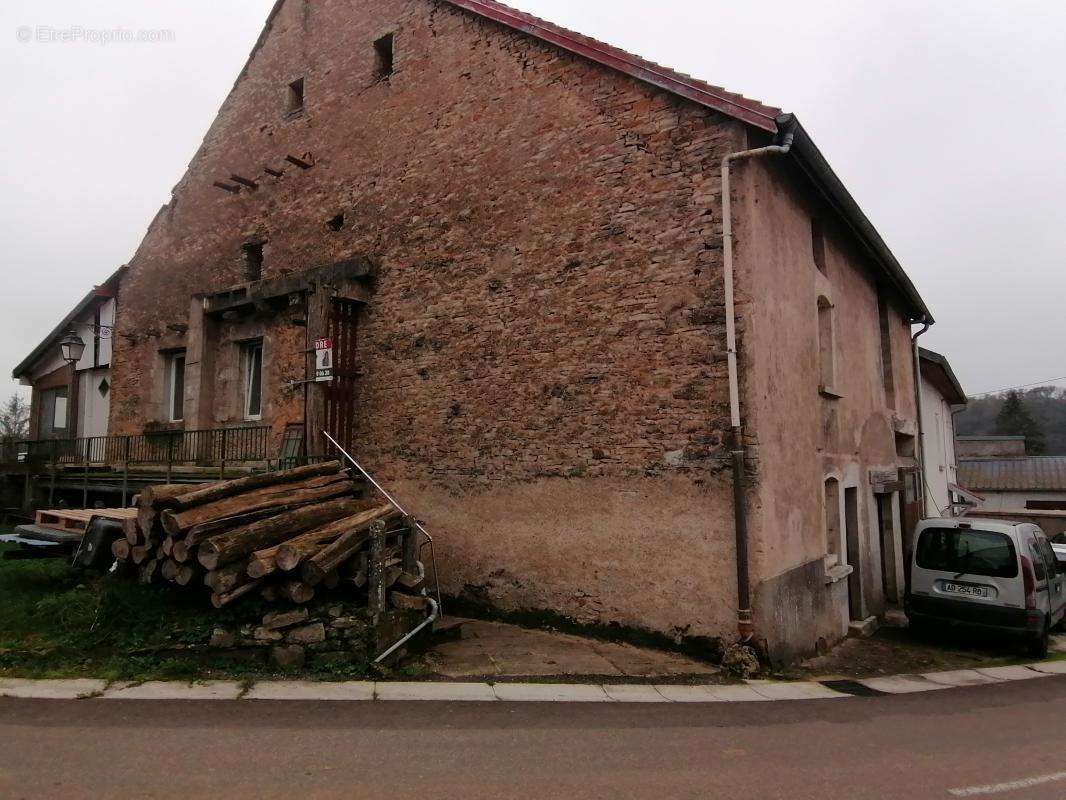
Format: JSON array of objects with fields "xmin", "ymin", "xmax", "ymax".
[
  {"xmin": 911, "ymin": 318, "xmax": 932, "ymax": 518},
  {"xmin": 720, "ymin": 124, "xmax": 795, "ymax": 641}
]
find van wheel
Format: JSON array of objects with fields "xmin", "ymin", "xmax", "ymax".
[{"xmin": 1027, "ymin": 625, "xmax": 1050, "ymax": 659}]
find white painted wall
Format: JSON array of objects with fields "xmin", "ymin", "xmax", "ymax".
[
  {"xmin": 77, "ymin": 366, "xmax": 111, "ymax": 438},
  {"xmin": 26, "ymin": 296, "xmax": 116, "ymax": 437},
  {"xmin": 920, "ymin": 373, "xmax": 959, "ymax": 516},
  {"xmin": 976, "ymin": 491, "xmax": 1066, "ymax": 512}
]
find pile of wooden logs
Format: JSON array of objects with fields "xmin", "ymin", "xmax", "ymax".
[{"xmin": 111, "ymin": 461, "xmax": 424, "ymax": 611}]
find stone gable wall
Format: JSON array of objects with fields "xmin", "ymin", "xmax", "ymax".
[{"xmin": 108, "ymin": 0, "xmax": 746, "ymax": 644}]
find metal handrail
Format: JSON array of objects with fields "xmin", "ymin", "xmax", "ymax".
[
  {"xmin": 9, "ymin": 425, "xmax": 275, "ymax": 468},
  {"xmin": 322, "ymin": 431, "xmax": 444, "ymax": 619}
]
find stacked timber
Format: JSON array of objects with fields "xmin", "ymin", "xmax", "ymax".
[{"xmin": 109, "ymin": 460, "xmax": 428, "ymax": 614}]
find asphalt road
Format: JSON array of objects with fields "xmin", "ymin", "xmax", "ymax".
[{"xmin": 3, "ymin": 677, "xmax": 1066, "ymax": 800}]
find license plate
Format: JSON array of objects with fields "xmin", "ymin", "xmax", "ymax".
[{"xmin": 942, "ymin": 581, "xmax": 990, "ymax": 599}]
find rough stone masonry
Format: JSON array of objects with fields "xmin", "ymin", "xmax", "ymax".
[
  {"xmin": 107, "ymin": 0, "xmax": 926, "ymax": 661},
  {"xmin": 110, "ymin": 0, "xmax": 746, "ymax": 650}
]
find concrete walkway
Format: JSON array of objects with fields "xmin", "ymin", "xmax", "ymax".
[
  {"xmin": 2, "ymin": 659, "xmax": 1064, "ymax": 702},
  {"xmin": 424, "ymin": 618, "xmax": 719, "ymax": 679}
]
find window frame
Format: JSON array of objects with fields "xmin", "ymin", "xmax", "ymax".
[
  {"xmin": 915, "ymin": 527, "xmax": 1019, "ymax": 579},
  {"xmin": 287, "ymin": 77, "xmax": 305, "ymax": 113},
  {"xmin": 823, "ymin": 476, "xmax": 843, "ymax": 566},
  {"xmin": 40, "ymin": 387, "xmax": 70, "ymax": 437},
  {"xmin": 811, "ymin": 218, "xmax": 827, "ymax": 274},
  {"xmin": 816, "ymin": 296, "xmax": 836, "ymax": 393},
  {"xmin": 241, "ymin": 339, "xmax": 265, "ymax": 422},
  {"xmin": 164, "ymin": 351, "xmax": 186, "ymax": 424}
]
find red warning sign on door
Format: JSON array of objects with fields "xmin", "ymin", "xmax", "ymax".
[{"xmin": 314, "ymin": 338, "xmax": 333, "ymax": 382}]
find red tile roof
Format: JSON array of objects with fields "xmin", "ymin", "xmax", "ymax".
[{"xmin": 443, "ymin": 0, "xmax": 783, "ymax": 132}]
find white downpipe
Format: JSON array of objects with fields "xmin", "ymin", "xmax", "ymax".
[
  {"xmin": 721, "ymin": 133, "xmax": 795, "ymax": 431},
  {"xmin": 720, "ymin": 128, "xmax": 794, "ymax": 639}
]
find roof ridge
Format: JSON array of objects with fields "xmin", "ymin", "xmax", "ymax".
[{"xmin": 443, "ymin": 0, "xmax": 782, "ymax": 131}]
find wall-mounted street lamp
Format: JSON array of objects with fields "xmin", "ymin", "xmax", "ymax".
[{"xmin": 59, "ymin": 331, "xmax": 86, "ymax": 366}]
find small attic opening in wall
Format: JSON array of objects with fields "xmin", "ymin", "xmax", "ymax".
[
  {"xmin": 327, "ymin": 213, "xmax": 344, "ymax": 231},
  {"xmin": 242, "ymin": 240, "xmax": 265, "ymax": 281},
  {"xmin": 374, "ymin": 34, "xmax": 394, "ymax": 79},
  {"xmin": 287, "ymin": 77, "xmax": 305, "ymax": 113},
  {"xmin": 811, "ymin": 218, "xmax": 826, "ymax": 274}
]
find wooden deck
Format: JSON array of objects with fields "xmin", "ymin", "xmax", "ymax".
[{"xmin": 34, "ymin": 507, "xmax": 138, "ymax": 536}]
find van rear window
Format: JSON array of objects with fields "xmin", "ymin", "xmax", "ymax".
[{"xmin": 916, "ymin": 528, "xmax": 1018, "ymax": 578}]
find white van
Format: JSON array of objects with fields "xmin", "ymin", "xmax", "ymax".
[{"xmin": 906, "ymin": 517, "xmax": 1065, "ymax": 657}]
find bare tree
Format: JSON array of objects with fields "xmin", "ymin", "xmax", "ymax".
[{"xmin": 0, "ymin": 394, "xmax": 30, "ymax": 440}]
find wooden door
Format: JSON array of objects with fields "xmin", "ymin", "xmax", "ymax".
[
  {"xmin": 898, "ymin": 466, "xmax": 921, "ymax": 563},
  {"xmin": 323, "ymin": 298, "xmax": 361, "ymax": 454}
]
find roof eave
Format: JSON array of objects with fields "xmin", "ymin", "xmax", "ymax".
[
  {"xmin": 11, "ymin": 266, "xmax": 126, "ymax": 381},
  {"xmin": 778, "ymin": 114, "xmax": 932, "ymax": 324},
  {"xmin": 918, "ymin": 347, "xmax": 967, "ymax": 405},
  {"xmin": 443, "ymin": 0, "xmax": 781, "ymax": 132}
]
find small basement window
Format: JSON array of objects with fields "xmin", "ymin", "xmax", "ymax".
[
  {"xmin": 242, "ymin": 240, "xmax": 264, "ymax": 281},
  {"xmin": 287, "ymin": 77, "xmax": 305, "ymax": 113},
  {"xmin": 374, "ymin": 34, "xmax": 394, "ymax": 79}
]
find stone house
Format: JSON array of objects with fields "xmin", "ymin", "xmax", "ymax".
[{"xmin": 95, "ymin": 0, "xmax": 933, "ymax": 661}]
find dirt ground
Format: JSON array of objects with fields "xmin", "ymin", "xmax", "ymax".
[
  {"xmin": 419, "ymin": 617, "xmax": 721, "ymax": 683},
  {"xmin": 794, "ymin": 621, "xmax": 1066, "ymax": 680}
]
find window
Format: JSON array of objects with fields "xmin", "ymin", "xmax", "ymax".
[
  {"xmin": 374, "ymin": 34, "xmax": 394, "ymax": 79},
  {"xmin": 287, "ymin": 77, "xmax": 305, "ymax": 113},
  {"xmin": 242, "ymin": 340, "xmax": 264, "ymax": 420},
  {"xmin": 824, "ymin": 477, "xmax": 842, "ymax": 565},
  {"xmin": 1026, "ymin": 500, "xmax": 1066, "ymax": 511},
  {"xmin": 1037, "ymin": 538, "xmax": 1060, "ymax": 577},
  {"xmin": 915, "ymin": 527, "xmax": 1018, "ymax": 578},
  {"xmin": 843, "ymin": 487, "xmax": 861, "ymax": 620},
  {"xmin": 817, "ymin": 296, "xmax": 835, "ymax": 391},
  {"xmin": 242, "ymin": 240, "xmax": 264, "ymax": 281},
  {"xmin": 53, "ymin": 394, "xmax": 68, "ymax": 430},
  {"xmin": 164, "ymin": 352, "xmax": 186, "ymax": 423},
  {"xmin": 895, "ymin": 432, "xmax": 916, "ymax": 458},
  {"xmin": 877, "ymin": 291, "xmax": 896, "ymax": 408},
  {"xmin": 40, "ymin": 387, "xmax": 69, "ymax": 438},
  {"xmin": 811, "ymin": 219, "xmax": 826, "ymax": 274}
]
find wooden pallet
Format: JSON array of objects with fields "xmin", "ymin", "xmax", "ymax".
[{"xmin": 34, "ymin": 507, "xmax": 138, "ymax": 536}]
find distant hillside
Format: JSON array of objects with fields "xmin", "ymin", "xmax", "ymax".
[{"xmin": 955, "ymin": 386, "xmax": 1066, "ymax": 455}]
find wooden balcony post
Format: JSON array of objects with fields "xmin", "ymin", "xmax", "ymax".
[{"xmin": 220, "ymin": 427, "xmax": 228, "ymax": 479}]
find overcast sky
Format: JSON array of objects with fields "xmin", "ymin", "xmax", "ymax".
[{"xmin": 2, "ymin": 0, "xmax": 1064, "ymax": 403}]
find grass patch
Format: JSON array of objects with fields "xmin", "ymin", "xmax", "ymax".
[{"xmin": 0, "ymin": 538, "xmax": 371, "ymax": 681}]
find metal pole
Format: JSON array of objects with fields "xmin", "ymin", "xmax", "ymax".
[
  {"xmin": 122, "ymin": 435, "xmax": 131, "ymax": 507},
  {"xmin": 48, "ymin": 440, "xmax": 57, "ymax": 506},
  {"xmin": 321, "ymin": 430, "xmax": 443, "ymax": 615},
  {"xmin": 220, "ymin": 427, "xmax": 228, "ymax": 480},
  {"xmin": 82, "ymin": 438, "xmax": 90, "ymax": 508},
  {"xmin": 373, "ymin": 598, "xmax": 439, "ymax": 664}
]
